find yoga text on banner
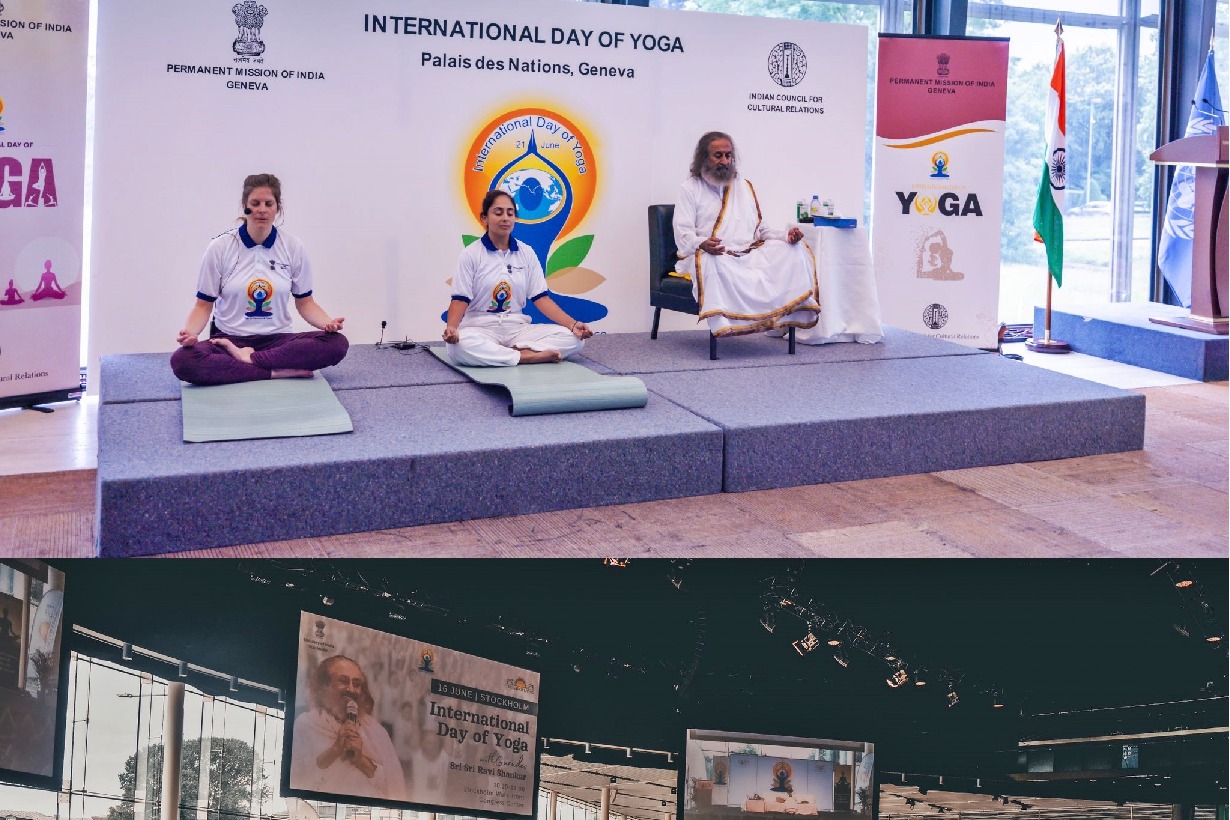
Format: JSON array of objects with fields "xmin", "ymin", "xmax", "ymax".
[
  {"xmin": 0, "ymin": 0, "xmax": 87, "ymax": 406},
  {"xmin": 88, "ymin": 0, "xmax": 868, "ymax": 366},
  {"xmin": 872, "ymin": 35, "xmax": 1009, "ymax": 349}
]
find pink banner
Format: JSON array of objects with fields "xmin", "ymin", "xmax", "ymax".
[
  {"xmin": 872, "ymin": 35, "xmax": 1009, "ymax": 349},
  {"xmin": 876, "ymin": 35, "xmax": 1008, "ymax": 140},
  {"xmin": 0, "ymin": 0, "xmax": 88, "ymax": 406}
]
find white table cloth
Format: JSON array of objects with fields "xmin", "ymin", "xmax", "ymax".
[{"xmin": 796, "ymin": 224, "xmax": 883, "ymax": 344}]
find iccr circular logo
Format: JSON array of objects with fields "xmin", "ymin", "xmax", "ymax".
[
  {"xmin": 923, "ymin": 303, "xmax": 949, "ymax": 330},
  {"xmin": 767, "ymin": 42, "xmax": 807, "ymax": 88}
]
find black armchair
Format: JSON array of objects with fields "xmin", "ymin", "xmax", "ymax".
[{"xmin": 647, "ymin": 204, "xmax": 794, "ymax": 360}]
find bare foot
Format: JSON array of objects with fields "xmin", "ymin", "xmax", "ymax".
[
  {"xmin": 518, "ymin": 349, "xmax": 563, "ymax": 364},
  {"xmin": 271, "ymin": 369, "xmax": 313, "ymax": 379},
  {"xmin": 211, "ymin": 337, "xmax": 255, "ymax": 364}
]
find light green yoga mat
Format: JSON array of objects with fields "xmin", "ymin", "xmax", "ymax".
[
  {"xmin": 429, "ymin": 347, "xmax": 648, "ymax": 416},
  {"xmin": 181, "ymin": 375, "xmax": 354, "ymax": 443}
]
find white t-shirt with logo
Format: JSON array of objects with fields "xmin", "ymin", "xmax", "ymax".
[
  {"xmin": 451, "ymin": 234, "xmax": 549, "ymax": 323},
  {"xmin": 195, "ymin": 224, "xmax": 313, "ymax": 336}
]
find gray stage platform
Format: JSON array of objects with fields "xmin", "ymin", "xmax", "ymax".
[
  {"xmin": 1033, "ymin": 303, "xmax": 1228, "ymax": 382},
  {"xmin": 96, "ymin": 330, "xmax": 1146, "ymax": 555}
]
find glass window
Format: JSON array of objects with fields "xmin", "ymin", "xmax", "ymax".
[{"xmin": 968, "ymin": 7, "xmax": 1158, "ymax": 319}]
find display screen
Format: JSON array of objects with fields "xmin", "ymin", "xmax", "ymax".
[
  {"xmin": 684, "ymin": 730, "xmax": 875, "ymax": 820},
  {"xmin": 286, "ymin": 612, "xmax": 540, "ymax": 816},
  {"xmin": 0, "ymin": 560, "xmax": 66, "ymax": 783}
]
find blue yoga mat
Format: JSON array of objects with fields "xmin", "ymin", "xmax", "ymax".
[
  {"xmin": 180, "ymin": 375, "xmax": 353, "ymax": 442},
  {"xmin": 429, "ymin": 346, "xmax": 648, "ymax": 416}
]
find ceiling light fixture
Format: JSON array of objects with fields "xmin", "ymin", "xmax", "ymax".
[
  {"xmin": 793, "ymin": 630, "xmax": 820, "ymax": 656},
  {"xmin": 833, "ymin": 649, "xmax": 850, "ymax": 668},
  {"xmin": 760, "ymin": 609, "xmax": 776, "ymax": 634},
  {"xmin": 603, "ymin": 558, "xmax": 631, "ymax": 568}
]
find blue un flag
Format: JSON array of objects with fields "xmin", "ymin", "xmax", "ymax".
[{"xmin": 1157, "ymin": 49, "xmax": 1224, "ymax": 307}]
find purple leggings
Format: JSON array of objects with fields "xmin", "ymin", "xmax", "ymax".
[{"xmin": 170, "ymin": 331, "xmax": 349, "ymax": 386}]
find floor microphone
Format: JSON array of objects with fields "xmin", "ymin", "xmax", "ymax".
[{"xmin": 378, "ymin": 320, "xmax": 387, "ymax": 347}]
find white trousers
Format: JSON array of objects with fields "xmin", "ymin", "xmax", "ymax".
[{"xmin": 446, "ymin": 314, "xmax": 584, "ymax": 367}]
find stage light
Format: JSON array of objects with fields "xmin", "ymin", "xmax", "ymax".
[
  {"xmin": 914, "ymin": 668, "xmax": 928, "ymax": 686},
  {"xmin": 1175, "ymin": 579, "xmax": 1194, "ymax": 588},
  {"xmin": 178, "ymin": 661, "xmax": 188, "ymax": 678},
  {"xmin": 277, "ymin": 689, "xmax": 285, "ymax": 705},
  {"xmin": 121, "ymin": 643, "xmax": 133, "ymax": 661},
  {"xmin": 793, "ymin": 630, "xmax": 820, "ymax": 656},
  {"xmin": 604, "ymin": 558, "xmax": 631, "ymax": 568},
  {"xmin": 885, "ymin": 654, "xmax": 897, "ymax": 662},
  {"xmin": 887, "ymin": 668, "xmax": 909, "ymax": 688},
  {"xmin": 760, "ymin": 609, "xmax": 776, "ymax": 634},
  {"xmin": 833, "ymin": 649, "xmax": 850, "ymax": 668},
  {"xmin": 992, "ymin": 690, "xmax": 1005, "ymax": 708},
  {"xmin": 946, "ymin": 689, "xmax": 959, "ymax": 708},
  {"xmin": 229, "ymin": 676, "xmax": 240, "ymax": 692},
  {"xmin": 669, "ymin": 560, "xmax": 691, "ymax": 590},
  {"xmin": 321, "ymin": 596, "xmax": 335, "ymax": 606},
  {"xmin": 1206, "ymin": 635, "xmax": 1223, "ymax": 643},
  {"xmin": 827, "ymin": 636, "xmax": 842, "ymax": 647}
]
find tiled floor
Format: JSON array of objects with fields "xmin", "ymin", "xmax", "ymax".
[{"xmin": 0, "ymin": 348, "xmax": 1224, "ymax": 557}]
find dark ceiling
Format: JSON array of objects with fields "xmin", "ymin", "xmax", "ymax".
[{"xmin": 54, "ymin": 559, "xmax": 1227, "ymax": 805}]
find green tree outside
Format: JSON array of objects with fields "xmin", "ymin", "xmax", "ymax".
[{"xmin": 106, "ymin": 739, "xmax": 270, "ymax": 820}]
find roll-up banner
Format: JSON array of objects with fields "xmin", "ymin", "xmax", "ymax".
[
  {"xmin": 0, "ymin": 0, "xmax": 87, "ymax": 408},
  {"xmin": 872, "ymin": 35, "xmax": 1009, "ymax": 349},
  {"xmin": 89, "ymin": 0, "xmax": 868, "ymax": 364}
]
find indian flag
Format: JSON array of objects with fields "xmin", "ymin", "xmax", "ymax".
[{"xmin": 1033, "ymin": 21, "xmax": 1066, "ymax": 286}]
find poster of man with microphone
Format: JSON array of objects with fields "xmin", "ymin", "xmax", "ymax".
[
  {"xmin": 288, "ymin": 612, "xmax": 541, "ymax": 815},
  {"xmin": 289, "ymin": 654, "xmax": 407, "ymax": 801}
]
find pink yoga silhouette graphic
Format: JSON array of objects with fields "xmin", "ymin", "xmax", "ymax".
[
  {"xmin": 1, "ymin": 278, "xmax": 23, "ymax": 306},
  {"xmin": 30, "ymin": 260, "xmax": 67, "ymax": 301}
]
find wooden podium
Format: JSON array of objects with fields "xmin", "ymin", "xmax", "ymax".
[{"xmin": 1149, "ymin": 125, "xmax": 1229, "ymax": 334}]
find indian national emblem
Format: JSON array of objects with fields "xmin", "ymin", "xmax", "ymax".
[
  {"xmin": 767, "ymin": 42, "xmax": 807, "ymax": 88},
  {"xmin": 936, "ymin": 52, "xmax": 950, "ymax": 76},
  {"xmin": 232, "ymin": 1, "xmax": 268, "ymax": 57}
]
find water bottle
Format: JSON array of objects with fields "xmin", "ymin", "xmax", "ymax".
[{"xmin": 810, "ymin": 195, "xmax": 821, "ymax": 217}]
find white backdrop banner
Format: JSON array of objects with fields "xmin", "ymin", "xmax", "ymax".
[
  {"xmin": 0, "ymin": 0, "xmax": 87, "ymax": 405},
  {"xmin": 89, "ymin": 0, "xmax": 867, "ymax": 367},
  {"xmin": 872, "ymin": 35, "xmax": 1008, "ymax": 349}
]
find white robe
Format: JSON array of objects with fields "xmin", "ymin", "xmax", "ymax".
[
  {"xmin": 290, "ymin": 708, "xmax": 407, "ymax": 802},
  {"xmin": 673, "ymin": 176, "xmax": 820, "ymax": 337}
]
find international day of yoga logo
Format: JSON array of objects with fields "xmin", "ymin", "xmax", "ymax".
[{"xmin": 460, "ymin": 107, "xmax": 607, "ymax": 324}]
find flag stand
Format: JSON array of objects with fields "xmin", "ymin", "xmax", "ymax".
[{"xmin": 1026, "ymin": 273, "xmax": 1070, "ymax": 353}]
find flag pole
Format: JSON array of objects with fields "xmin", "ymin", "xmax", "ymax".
[
  {"xmin": 1027, "ymin": 268, "xmax": 1070, "ymax": 352},
  {"xmin": 1026, "ymin": 18, "xmax": 1071, "ymax": 354}
]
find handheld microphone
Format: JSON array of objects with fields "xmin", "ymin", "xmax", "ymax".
[
  {"xmin": 244, "ymin": 208, "xmax": 252, "ymax": 215},
  {"xmin": 344, "ymin": 698, "xmax": 359, "ymax": 760}
]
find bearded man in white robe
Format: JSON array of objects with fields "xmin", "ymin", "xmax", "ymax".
[{"xmin": 672, "ymin": 131, "xmax": 820, "ymax": 337}]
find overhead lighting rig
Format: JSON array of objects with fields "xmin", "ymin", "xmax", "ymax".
[{"xmin": 793, "ymin": 628, "xmax": 821, "ymax": 656}]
